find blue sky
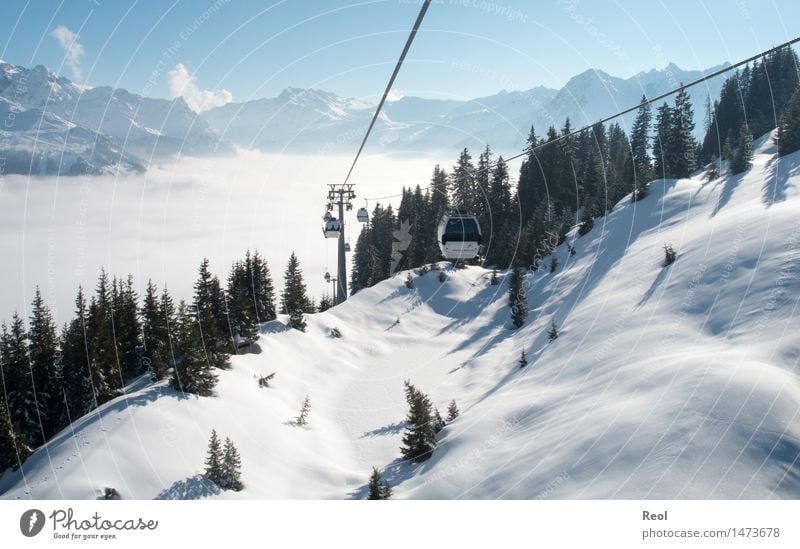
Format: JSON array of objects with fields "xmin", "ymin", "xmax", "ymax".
[{"xmin": 2, "ymin": 0, "xmax": 798, "ymax": 103}]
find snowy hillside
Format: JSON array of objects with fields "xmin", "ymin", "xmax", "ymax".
[{"xmin": 1, "ymin": 132, "xmax": 798, "ymax": 500}]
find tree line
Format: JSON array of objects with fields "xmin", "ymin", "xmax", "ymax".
[
  {"xmin": 351, "ymin": 45, "xmax": 800, "ymax": 296},
  {"xmin": 1, "ymin": 249, "xmax": 319, "ymax": 473}
]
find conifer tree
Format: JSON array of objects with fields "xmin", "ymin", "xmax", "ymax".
[
  {"xmin": 0, "ymin": 398, "xmax": 29, "ymax": 471},
  {"xmin": 27, "ymin": 287, "xmax": 58, "ymax": 441},
  {"xmin": 204, "ymin": 429, "xmax": 223, "ymax": 485},
  {"xmin": 404, "ymin": 272, "xmax": 415, "ymax": 290},
  {"xmin": 58, "ymin": 288, "xmax": 94, "ymax": 428},
  {"xmin": 282, "ymin": 253, "xmax": 309, "ymax": 332},
  {"xmin": 142, "ymin": 279, "xmax": 169, "ymax": 380},
  {"xmin": 400, "ymin": 380, "xmax": 437, "ymax": 463},
  {"xmin": 1, "ymin": 314, "xmax": 39, "ymax": 448},
  {"xmin": 170, "ymin": 301, "xmax": 218, "ymax": 397},
  {"xmin": 367, "ymin": 467, "xmax": 392, "ymax": 500},
  {"xmin": 654, "ymin": 103, "xmax": 673, "ymax": 178},
  {"xmin": 490, "ymin": 269, "xmax": 499, "ymax": 285},
  {"xmin": 451, "ymin": 148, "xmax": 476, "ymax": 213},
  {"xmin": 433, "ymin": 407, "xmax": 446, "ymax": 433},
  {"xmin": 446, "ymin": 399, "xmax": 459, "ymax": 422},
  {"xmin": 518, "ymin": 349, "xmax": 528, "ymax": 368},
  {"xmin": 508, "ymin": 268, "xmax": 527, "ymax": 329},
  {"xmin": 193, "ymin": 259, "xmax": 229, "ymax": 368},
  {"xmin": 777, "ymin": 88, "xmax": 800, "ymax": 157},
  {"xmin": 295, "ymin": 395, "xmax": 311, "ymax": 426},
  {"xmin": 669, "ymin": 87, "xmax": 696, "ymax": 178},
  {"xmin": 729, "ymin": 124, "xmax": 753, "ymax": 174},
  {"xmin": 88, "ymin": 268, "xmax": 123, "ymax": 404},
  {"xmin": 221, "ymin": 437, "xmax": 243, "ymax": 491},
  {"xmin": 548, "ymin": 320, "xmax": 559, "ymax": 342}
]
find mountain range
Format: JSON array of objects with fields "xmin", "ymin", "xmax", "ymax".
[{"xmin": 0, "ymin": 60, "xmax": 728, "ymax": 175}]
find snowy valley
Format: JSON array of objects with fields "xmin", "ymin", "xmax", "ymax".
[{"xmin": 2, "ymin": 133, "xmax": 798, "ymax": 500}]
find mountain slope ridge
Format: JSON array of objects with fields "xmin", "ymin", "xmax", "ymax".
[{"xmin": 1, "ymin": 131, "xmax": 798, "ymax": 500}]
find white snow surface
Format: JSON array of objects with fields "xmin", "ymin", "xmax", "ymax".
[{"xmin": 1, "ymin": 134, "xmax": 799, "ymax": 500}]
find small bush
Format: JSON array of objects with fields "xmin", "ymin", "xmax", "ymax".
[
  {"xmin": 438, "ymin": 271, "xmax": 447, "ymax": 283},
  {"xmin": 258, "ymin": 372, "xmax": 276, "ymax": 388},
  {"xmin": 663, "ymin": 244, "xmax": 677, "ymax": 266}
]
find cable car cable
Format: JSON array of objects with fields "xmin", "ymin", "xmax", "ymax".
[
  {"xmin": 361, "ymin": 35, "xmax": 800, "ymax": 202},
  {"xmin": 340, "ymin": 0, "xmax": 431, "ymax": 188}
]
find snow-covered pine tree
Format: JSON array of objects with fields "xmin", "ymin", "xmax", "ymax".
[
  {"xmin": 295, "ymin": 395, "xmax": 311, "ymax": 426},
  {"xmin": 518, "ymin": 349, "xmax": 528, "ymax": 368},
  {"xmin": 282, "ymin": 252, "xmax": 309, "ymax": 332},
  {"xmin": 550, "ymin": 257, "xmax": 558, "ymax": 273},
  {"xmin": 663, "ymin": 244, "xmax": 677, "ymax": 266},
  {"xmin": 548, "ymin": 320, "xmax": 559, "ymax": 342},
  {"xmin": 404, "ymin": 272, "xmax": 415, "ymax": 289},
  {"xmin": 221, "ymin": 437, "xmax": 243, "ymax": 491},
  {"xmin": 446, "ymin": 399, "xmax": 459, "ymax": 422},
  {"xmin": 508, "ymin": 267, "xmax": 527, "ymax": 329},
  {"xmin": 1, "ymin": 314, "xmax": 40, "ymax": 449},
  {"xmin": 400, "ymin": 380, "xmax": 437, "ymax": 463},
  {"xmin": 204, "ymin": 429, "xmax": 223, "ymax": 485},
  {"xmin": 367, "ymin": 467, "xmax": 392, "ymax": 500},
  {"xmin": 433, "ymin": 407, "xmax": 446, "ymax": 433},
  {"xmin": 490, "ymin": 269, "xmax": 499, "ymax": 285}
]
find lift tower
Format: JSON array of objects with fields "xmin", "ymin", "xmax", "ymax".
[{"xmin": 327, "ymin": 183, "xmax": 356, "ymax": 304}]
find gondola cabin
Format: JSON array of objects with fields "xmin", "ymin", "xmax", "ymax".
[
  {"xmin": 324, "ymin": 218, "xmax": 342, "ymax": 239},
  {"xmin": 437, "ymin": 213, "xmax": 482, "ymax": 260}
]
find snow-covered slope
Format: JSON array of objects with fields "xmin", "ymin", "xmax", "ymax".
[{"xmin": 1, "ymin": 133, "xmax": 798, "ymax": 500}]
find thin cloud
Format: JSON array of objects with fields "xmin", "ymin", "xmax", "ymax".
[
  {"xmin": 167, "ymin": 63, "xmax": 232, "ymax": 112},
  {"xmin": 50, "ymin": 25, "xmax": 84, "ymax": 82}
]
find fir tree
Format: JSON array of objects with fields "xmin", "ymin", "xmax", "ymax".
[
  {"xmin": 508, "ymin": 268, "xmax": 527, "ymax": 329},
  {"xmin": 204, "ymin": 429, "xmax": 223, "ymax": 485},
  {"xmin": 141, "ymin": 279, "xmax": 169, "ymax": 380},
  {"xmin": 446, "ymin": 399, "xmax": 459, "ymax": 422},
  {"xmin": 27, "ymin": 287, "xmax": 59, "ymax": 441},
  {"xmin": 57, "ymin": 288, "xmax": 94, "ymax": 429},
  {"xmin": 518, "ymin": 349, "xmax": 528, "ymax": 368},
  {"xmin": 0, "ymin": 398, "xmax": 29, "ymax": 471},
  {"xmin": 295, "ymin": 395, "xmax": 311, "ymax": 426},
  {"xmin": 404, "ymin": 272, "xmax": 415, "ymax": 290},
  {"xmin": 490, "ymin": 269, "xmax": 499, "ymax": 285},
  {"xmin": 550, "ymin": 257, "xmax": 558, "ymax": 273},
  {"xmin": 193, "ymin": 259, "xmax": 229, "ymax": 368},
  {"xmin": 400, "ymin": 380, "xmax": 437, "ymax": 463},
  {"xmin": 170, "ymin": 301, "xmax": 218, "ymax": 397},
  {"xmin": 88, "ymin": 268, "xmax": 123, "ymax": 404},
  {"xmin": 777, "ymin": 88, "xmax": 800, "ymax": 157},
  {"xmin": 367, "ymin": 467, "xmax": 392, "ymax": 500},
  {"xmin": 221, "ymin": 437, "xmax": 243, "ymax": 491},
  {"xmin": 729, "ymin": 124, "xmax": 753, "ymax": 174},
  {"xmin": 282, "ymin": 252, "xmax": 309, "ymax": 332},
  {"xmin": 433, "ymin": 407, "xmax": 446, "ymax": 433},
  {"xmin": 1, "ymin": 314, "xmax": 39, "ymax": 448},
  {"xmin": 548, "ymin": 320, "xmax": 559, "ymax": 342},
  {"xmin": 669, "ymin": 87, "xmax": 696, "ymax": 178},
  {"xmin": 663, "ymin": 244, "xmax": 677, "ymax": 266}
]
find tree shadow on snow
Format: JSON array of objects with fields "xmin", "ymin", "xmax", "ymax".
[
  {"xmin": 710, "ymin": 171, "xmax": 747, "ymax": 217},
  {"xmin": 637, "ymin": 262, "xmax": 672, "ymax": 307},
  {"xmin": 360, "ymin": 421, "xmax": 407, "ymax": 438},
  {"xmin": 154, "ymin": 475, "xmax": 220, "ymax": 500},
  {"xmin": 762, "ymin": 154, "xmax": 799, "ymax": 207}
]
